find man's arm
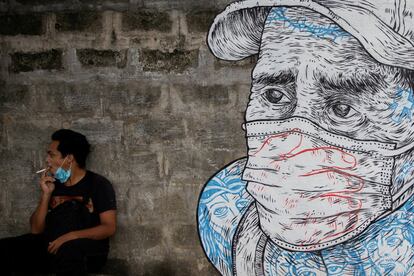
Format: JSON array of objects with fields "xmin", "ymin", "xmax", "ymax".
[
  {"xmin": 47, "ymin": 210, "xmax": 116, "ymax": 254},
  {"xmin": 30, "ymin": 193, "xmax": 51, "ymax": 234},
  {"xmin": 30, "ymin": 172, "xmax": 55, "ymax": 234},
  {"xmin": 72, "ymin": 210, "xmax": 117, "ymax": 240}
]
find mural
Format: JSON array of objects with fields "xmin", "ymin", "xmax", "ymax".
[{"xmin": 197, "ymin": 0, "xmax": 414, "ymax": 275}]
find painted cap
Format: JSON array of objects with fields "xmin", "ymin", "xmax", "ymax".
[{"xmin": 207, "ymin": 0, "xmax": 414, "ymax": 70}]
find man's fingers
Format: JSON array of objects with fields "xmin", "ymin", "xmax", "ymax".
[
  {"xmin": 248, "ymin": 128, "xmax": 358, "ymax": 172},
  {"xmin": 248, "ymin": 130, "xmax": 356, "ymax": 168},
  {"xmin": 44, "ymin": 176, "xmax": 55, "ymax": 182},
  {"xmin": 248, "ymin": 147, "xmax": 357, "ymax": 177},
  {"xmin": 48, "ymin": 242, "xmax": 57, "ymax": 254},
  {"xmin": 248, "ymin": 180, "xmax": 385, "ymax": 218},
  {"xmin": 245, "ymin": 167, "xmax": 360, "ymax": 191},
  {"xmin": 287, "ymin": 147, "xmax": 356, "ymax": 173},
  {"xmin": 244, "ymin": 167, "xmax": 385, "ymax": 194},
  {"xmin": 248, "ymin": 130, "xmax": 303, "ymax": 158}
]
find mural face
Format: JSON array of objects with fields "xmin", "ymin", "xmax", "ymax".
[
  {"xmin": 198, "ymin": 160, "xmax": 252, "ymax": 275},
  {"xmin": 198, "ymin": 1, "xmax": 414, "ymax": 275}
]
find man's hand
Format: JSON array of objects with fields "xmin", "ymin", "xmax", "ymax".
[
  {"xmin": 47, "ymin": 210, "xmax": 116, "ymax": 254},
  {"xmin": 30, "ymin": 169, "xmax": 55, "ymax": 234},
  {"xmin": 39, "ymin": 169, "xmax": 55, "ymax": 196},
  {"xmin": 47, "ymin": 232, "xmax": 77, "ymax": 254}
]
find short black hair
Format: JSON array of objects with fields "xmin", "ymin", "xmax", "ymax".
[{"xmin": 51, "ymin": 129, "xmax": 91, "ymax": 168}]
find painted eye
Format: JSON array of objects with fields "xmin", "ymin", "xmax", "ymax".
[
  {"xmin": 332, "ymin": 103, "xmax": 357, "ymax": 118},
  {"xmin": 213, "ymin": 207, "xmax": 229, "ymax": 218},
  {"xmin": 387, "ymin": 237, "xmax": 401, "ymax": 247},
  {"xmin": 236, "ymin": 199, "xmax": 250, "ymax": 211},
  {"xmin": 327, "ymin": 265, "xmax": 342, "ymax": 274},
  {"xmin": 366, "ymin": 241, "xmax": 378, "ymax": 252},
  {"xmin": 263, "ymin": 89, "xmax": 291, "ymax": 105}
]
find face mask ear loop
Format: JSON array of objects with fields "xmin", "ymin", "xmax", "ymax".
[
  {"xmin": 60, "ymin": 156, "xmax": 68, "ymax": 168},
  {"xmin": 68, "ymin": 161, "xmax": 73, "ymax": 184},
  {"xmin": 381, "ymin": 142, "xmax": 414, "ymax": 157}
]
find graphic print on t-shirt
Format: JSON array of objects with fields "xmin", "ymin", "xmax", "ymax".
[{"xmin": 49, "ymin": 195, "xmax": 94, "ymax": 213}]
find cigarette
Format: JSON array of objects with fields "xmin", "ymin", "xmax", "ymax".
[{"xmin": 36, "ymin": 168, "xmax": 47, "ymax": 174}]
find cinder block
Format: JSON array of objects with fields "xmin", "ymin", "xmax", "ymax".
[
  {"xmin": 140, "ymin": 0, "xmax": 224, "ymax": 10},
  {"xmin": 183, "ymin": 114, "xmax": 246, "ymax": 155},
  {"xmin": 0, "ymin": 13, "xmax": 43, "ymax": 36},
  {"xmin": 171, "ymin": 224, "xmax": 198, "ymax": 248},
  {"xmin": 122, "ymin": 10, "xmax": 171, "ymax": 32},
  {"xmin": 55, "ymin": 11, "xmax": 101, "ymax": 32},
  {"xmin": 79, "ymin": 0, "xmax": 128, "ymax": 3},
  {"xmin": 91, "ymin": 258, "xmax": 129, "ymax": 276},
  {"xmin": 125, "ymin": 185, "xmax": 165, "ymax": 224},
  {"xmin": 1, "ymin": 118, "xmax": 55, "ymax": 151},
  {"xmin": 175, "ymin": 84, "xmax": 230, "ymax": 106},
  {"xmin": 62, "ymin": 85, "xmax": 101, "ymax": 115},
  {"xmin": 15, "ymin": 0, "xmax": 71, "ymax": 4},
  {"xmin": 23, "ymin": 82, "xmax": 101, "ymax": 117},
  {"xmin": 140, "ymin": 259, "xmax": 192, "ymax": 276},
  {"xmin": 77, "ymin": 49, "xmax": 127, "ymax": 68},
  {"xmin": 186, "ymin": 9, "xmax": 219, "ymax": 33},
  {"xmin": 130, "ymin": 225, "xmax": 163, "ymax": 249},
  {"xmin": 130, "ymin": 115, "xmax": 186, "ymax": 145},
  {"xmin": 70, "ymin": 117, "xmax": 123, "ymax": 144},
  {"xmin": 160, "ymin": 184, "xmax": 201, "ymax": 224},
  {"xmin": 102, "ymin": 83, "xmax": 162, "ymax": 119},
  {"xmin": 9, "ymin": 49, "xmax": 63, "ymax": 73},
  {"xmin": 140, "ymin": 49, "xmax": 198, "ymax": 73},
  {"xmin": 0, "ymin": 83, "xmax": 30, "ymax": 112}
]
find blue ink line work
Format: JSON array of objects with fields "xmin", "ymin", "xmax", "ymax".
[
  {"xmin": 389, "ymin": 86, "xmax": 414, "ymax": 123},
  {"xmin": 266, "ymin": 7, "xmax": 350, "ymax": 42}
]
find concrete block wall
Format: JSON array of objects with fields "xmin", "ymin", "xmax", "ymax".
[{"xmin": 0, "ymin": 0, "xmax": 256, "ymax": 275}]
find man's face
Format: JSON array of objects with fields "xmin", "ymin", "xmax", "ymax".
[
  {"xmin": 246, "ymin": 8, "xmax": 412, "ymax": 143},
  {"xmin": 206, "ymin": 192, "xmax": 250, "ymax": 236},
  {"xmin": 365, "ymin": 227, "xmax": 411, "ymax": 273},
  {"xmin": 243, "ymin": 7, "xmax": 414, "ymax": 247},
  {"xmin": 46, "ymin": 141, "xmax": 68, "ymax": 175}
]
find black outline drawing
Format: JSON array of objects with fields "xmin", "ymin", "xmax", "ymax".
[{"xmin": 197, "ymin": 1, "xmax": 414, "ymax": 275}]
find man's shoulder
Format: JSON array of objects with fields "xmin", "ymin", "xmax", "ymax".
[
  {"xmin": 86, "ymin": 171, "xmax": 113, "ymax": 188},
  {"xmin": 86, "ymin": 171, "xmax": 116, "ymax": 212},
  {"xmin": 198, "ymin": 158, "xmax": 253, "ymax": 276}
]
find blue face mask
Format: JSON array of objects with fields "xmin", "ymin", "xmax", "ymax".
[{"xmin": 55, "ymin": 157, "xmax": 72, "ymax": 183}]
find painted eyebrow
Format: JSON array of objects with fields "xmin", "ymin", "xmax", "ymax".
[
  {"xmin": 253, "ymin": 71, "xmax": 296, "ymax": 87},
  {"xmin": 318, "ymin": 74, "xmax": 386, "ymax": 94}
]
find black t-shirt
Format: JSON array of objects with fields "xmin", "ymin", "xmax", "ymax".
[{"xmin": 47, "ymin": 171, "xmax": 116, "ymax": 245}]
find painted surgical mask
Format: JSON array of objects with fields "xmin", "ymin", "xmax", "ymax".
[{"xmin": 242, "ymin": 116, "xmax": 414, "ymax": 251}]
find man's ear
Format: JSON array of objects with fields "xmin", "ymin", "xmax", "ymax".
[{"xmin": 67, "ymin": 154, "xmax": 75, "ymax": 164}]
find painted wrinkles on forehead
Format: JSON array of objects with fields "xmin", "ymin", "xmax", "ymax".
[
  {"xmin": 247, "ymin": 10, "xmax": 414, "ymax": 145},
  {"xmin": 257, "ymin": 8, "xmax": 385, "ymax": 81}
]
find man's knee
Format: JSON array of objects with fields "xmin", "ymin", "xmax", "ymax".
[
  {"xmin": 53, "ymin": 239, "xmax": 91, "ymax": 276},
  {"xmin": 0, "ymin": 234, "xmax": 49, "ymax": 273},
  {"xmin": 54, "ymin": 239, "xmax": 108, "ymax": 273}
]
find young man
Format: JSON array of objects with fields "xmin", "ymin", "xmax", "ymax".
[{"xmin": 0, "ymin": 129, "xmax": 117, "ymax": 275}]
